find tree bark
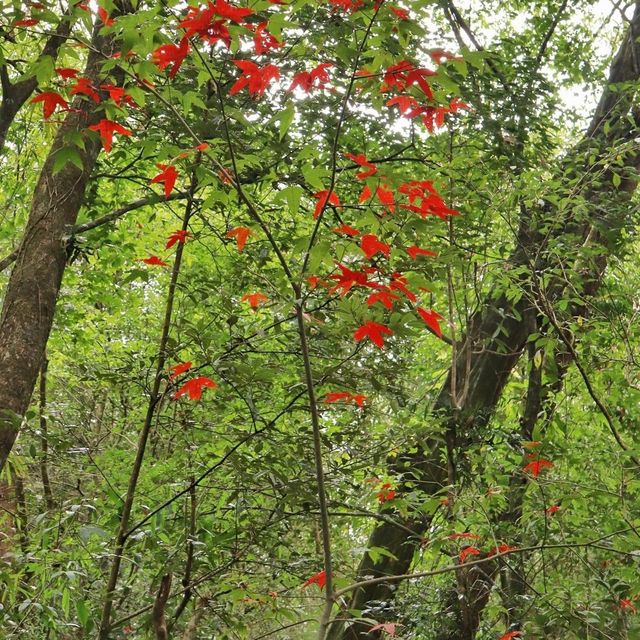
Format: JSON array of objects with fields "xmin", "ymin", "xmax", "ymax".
[
  {"xmin": 328, "ymin": 3, "xmax": 640, "ymax": 638},
  {"xmin": 0, "ymin": 14, "xmax": 127, "ymax": 472},
  {"xmin": 153, "ymin": 574, "xmax": 172, "ymax": 640},
  {"xmin": 38, "ymin": 356, "xmax": 54, "ymax": 510}
]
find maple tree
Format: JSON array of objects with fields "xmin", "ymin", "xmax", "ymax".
[{"xmin": 1, "ymin": 1, "xmax": 640, "ymax": 640}]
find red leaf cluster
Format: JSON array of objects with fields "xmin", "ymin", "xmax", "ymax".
[
  {"xmin": 523, "ymin": 458, "xmax": 554, "ymax": 477},
  {"xmin": 230, "ymin": 60, "xmax": 280, "ymax": 97},
  {"xmin": 324, "ymin": 391, "xmax": 367, "ymax": 407},
  {"xmin": 288, "ymin": 63, "xmax": 332, "ymax": 93},
  {"xmin": 173, "ymin": 376, "xmax": 218, "ymax": 401}
]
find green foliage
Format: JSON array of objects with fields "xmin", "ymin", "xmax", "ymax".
[{"xmin": 1, "ymin": 0, "xmax": 640, "ymax": 639}]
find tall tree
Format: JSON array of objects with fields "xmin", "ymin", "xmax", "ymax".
[
  {"xmin": 328, "ymin": 2, "xmax": 640, "ymax": 637},
  {"xmin": 0, "ymin": 5, "xmax": 130, "ymax": 471}
]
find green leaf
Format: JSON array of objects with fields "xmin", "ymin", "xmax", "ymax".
[
  {"xmin": 278, "ymin": 102, "xmax": 295, "ymax": 140},
  {"xmin": 52, "ymin": 147, "xmax": 84, "ymax": 174},
  {"xmin": 76, "ymin": 599, "xmax": 90, "ymax": 628},
  {"xmin": 33, "ymin": 55, "xmax": 55, "ymax": 86}
]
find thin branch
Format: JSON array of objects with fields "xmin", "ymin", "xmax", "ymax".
[
  {"xmin": 0, "ymin": 192, "xmax": 190, "ymax": 272},
  {"xmin": 332, "ymin": 528, "xmax": 633, "ymax": 599}
]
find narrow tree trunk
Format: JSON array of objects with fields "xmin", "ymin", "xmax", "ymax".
[
  {"xmin": 152, "ymin": 574, "xmax": 172, "ymax": 640},
  {"xmin": 39, "ymin": 357, "xmax": 54, "ymax": 510},
  {"xmin": 12, "ymin": 468, "xmax": 28, "ymax": 555},
  {"xmin": 329, "ymin": 4, "xmax": 640, "ymax": 637},
  {"xmin": 97, "ymin": 185, "xmax": 197, "ymax": 639}
]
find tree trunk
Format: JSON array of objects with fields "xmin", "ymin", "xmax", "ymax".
[
  {"xmin": 0, "ymin": 16, "xmax": 126, "ymax": 472},
  {"xmin": 328, "ymin": 4, "xmax": 640, "ymax": 638}
]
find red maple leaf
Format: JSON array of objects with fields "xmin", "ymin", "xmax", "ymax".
[
  {"xmin": 369, "ymin": 622, "xmax": 400, "ymax": 636},
  {"xmin": 166, "ymin": 230, "xmax": 191, "ymax": 249},
  {"xmin": 366, "ymin": 291, "xmax": 399, "ymax": 310},
  {"xmin": 499, "ymin": 632, "xmax": 523, "ymax": 640},
  {"xmin": 98, "ymin": 6, "xmax": 114, "ymax": 26},
  {"xmin": 344, "ymin": 152, "xmax": 377, "ymax": 179},
  {"xmin": 459, "ymin": 546, "xmax": 481, "ymax": 563},
  {"xmin": 226, "ymin": 226, "xmax": 251, "ymax": 251},
  {"xmin": 487, "ymin": 544, "xmax": 518, "ymax": 557},
  {"xmin": 332, "ymin": 224, "xmax": 360, "ymax": 237},
  {"xmin": 449, "ymin": 97, "xmax": 469, "ymax": 112},
  {"xmin": 399, "ymin": 180, "xmax": 436, "ymax": 202},
  {"xmin": 288, "ymin": 62, "xmax": 333, "ymax": 93},
  {"xmin": 179, "ymin": 0, "xmax": 252, "ymax": 41},
  {"xmin": 429, "ymin": 49, "xmax": 462, "ymax": 65},
  {"xmin": 385, "ymin": 95, "xmax": 425, "ymax": 118},
  {"xmin": 230, "ymin": 60, "xmax": 280, "ymax": 97},
  {"xmin": 361, "ymin": 234, "xmax": 390, "ymax": 259},
  {"xmin": 211, "ymin": 0, "xmax": 250, "ymax": 13},
  {"xmin": 173, "ymin": 376, "xmax": 217, "ymax": 401},
  {"xmin": 328, "ymin": 0, "xmax": 364, "ymax": 12},
  {"xmin": 402, "ymin": 192, "xmax": 459, "ymax": 219},
  {"xmin": 418, "ymin": 99, "xmax": 468, "ymax": 133},
  {"xmin": 324, "ymin": 392, "xmax": 367, "ymax": 407},
  {"xmin": 31, "ymin": 91, "xmax": 68, "ymax": 119},
  {"xmin": 100, "ymin": 84, "xmax": 126, "ymax": 106},
  {"xmin": 620, "ymin": 599, "xmax": 637, "ymax": 614},
  {"xmin": 448, "ymin": 532, "xmax": 480, "ymax": 541},
  {"xmin": 302, "ymin": 569, "xmax": 326, "ymax": 590},
  {"xmin": 376, "ymin": 185, "xmax": 395, "ymax": 213},
  {"xmin": 389, "ymin": 6, "xmax": 409, "ymax": 19},
  {"xmin": 55, "ymin": 67, "xmax": 79, "ymax": 80},
  {"xmin": 353, "ymin": 321, "xmax": 393, "ymax": 349},
  {"xmin": 152, "ymin": 37, "xmax": 190, "ymax": 79},
  {"xmin": 406, "ymin": 67, "xmax": 435, "ymax": 100},
  {"xmin": 359, "ymin": 184, "xmax": 373, "ymax": 204},
  {"xmin": 141, "ymin": 255, "xmax": 169, "ymax": 267},
  {"xmin": 168, "ymin": 361, "xmax": 192, "ymax": 380},
  {"xmin": 328, "ymin": 263, "xmax": 384, "ymax": 296},
  {"xmin": 88, "ymin": 119, "xmax": 132, "ymax": 153},
  {"xmin": 253, "ymin": 21, "xmax": 283, "ymax": 54},
  {"xmin": 350, "ymin": 394, "xmax": 367, "ymax": 407},
  {"xmin": 376, "ymin": 483, "xmax": 396, "ymax": 503},
  {"xmin": 70, "ymin": 77, "xmax": 101, "ymax": 103},
  {"xmin": 406, "ymin": 245, "xmax": 436, "ymax": 260},
  {"xmin": 380, "ymin": 60, "xmax": 413, "ymax": 91},
  {"xmin": 389, "ymin": 273, "xmax": 417, "ymax": 302},
  {"xmin": 417, "ymin": 307, "xmax": 443, "ymax": 337},
  {"xmin": 313, "ymin": 190, "xmax": 341, "ymax": 219},
  {"xmin": 178, "ymin": 2, "xmax": 218, "ymax": 37},
  {"xmin": 324, "ymin": 391, "xmax": 351, "ymax": 403},
  {"xmin": 523, "ymin": 458, "xmax": 554, "ymax": 477},
  {"xmin": 241, "ymin": 292, "xmax": 268, "ymax": 310},
  {"xmin": 14, "ymin": 18, "xmax": 40, "ymax": 27},
  {"xmin": 150, "ymin": 164, "xmax": 179, "ymax": 198}
]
